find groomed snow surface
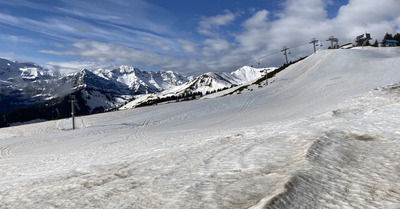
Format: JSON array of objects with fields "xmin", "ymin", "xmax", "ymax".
[{"xmin": 1, "ymin": 47, "xmax": 400, "ymax": 208}]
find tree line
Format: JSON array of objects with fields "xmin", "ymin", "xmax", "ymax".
[{"xmin": 362, "ymin": 33, "xmax": 400, "ymax": 47}]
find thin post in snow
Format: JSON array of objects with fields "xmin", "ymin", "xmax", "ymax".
[{"xmin": 69, "ymin": 95, "xmax": 76, "ymax": 130}]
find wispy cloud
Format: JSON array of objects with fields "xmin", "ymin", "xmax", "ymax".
[
  {"xmin": 202, "ymin": 38, "xmax": 231, "ymax": 55},
  {"xmin": 44, "ymin": 61, "xmax": 117, "ymax": 74},
  {"xmin": 0, "ymin": 13, "xmax": 20, "ymax": 24},
  {"xmin": 51, "ymin": 40, "xmax": 177, "ymax": 68},
  {"xmin": 0, "ymin": 0, "xmax": 53, "ymax": 11},
  {"xmin": 0, "ymin": 13, "xmax": 88, "ymax": 41},
  {"xmin": 177, "ymin": 39, "xmax": 199, "ymax": 56},
  {"xmin": 235, "ymin": 10, "xmax": 270, "ymax": 52},
  {"xmin": 58, "ymin": 0, "xmax": 176, "ymax": 36},
  {"xmin": 197, "ymin": 10, "xmax": 237, "ymax": 36},
  {"xmin": 2, "ymin": 0, "xmax": 400, "ymax": 76}
]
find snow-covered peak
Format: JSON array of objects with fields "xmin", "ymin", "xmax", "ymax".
[
  {"xmin": 230, "ymin": 66, "xmax": 265, "ymax": 83},
  {"xmin": 0, "ymin": 57, "xmax": 56, "ymax": 81},
  {"xmin": 20, "ymin": 67, "xmax": 56, "ymax": 79},
  {"xmin": 118, "ymin": 65, "xmax": 137, "ymax": 73},
  {"xmin": 139, "ymin": 66, "xmax": 271, "ymax": 103},
  {"xmin": 177, "ymin": 66, "xmax": 269, "ymax": 94},
  {"xmin": 93, "ymin": 66, "xmax": 189, "ymax": 93}
]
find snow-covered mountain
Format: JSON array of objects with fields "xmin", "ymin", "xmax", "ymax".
[
  {"xmin": 0, "ymin": 58, "xmax": 59, "ymax": 112},
  {"xmin": 94, "ymin": 66, "xmax": 188, "ymax": 94},
  {"xmin": 173, "ymin": 66, "xmax": 270, "ymax": 94},
  {"xmin": 55, "ymin": 67, "xmax": 190, "ymax": 114},
  {"xmin": 122, "ymin": 66, "xmax": 275, "ymax": 108},
  {"xmin": 0, "ymin": 58, "xmax": 56, "ymax": 82},
  {"xmin": 1, "ymin": 59, "xmax": 270, "ymax": 126},
  {"xmin": 0, "ymin": 60, "xmax": 188, "ymax": 113}
]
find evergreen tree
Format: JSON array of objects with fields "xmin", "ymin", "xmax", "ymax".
[
  {"xmin": 394, "ymin": 33, "xmax": 400, "ymax": 46},
  {"xmin": 383, "ymin": 33, "xmax": 393, "ymax": 40},
  {"xmin": 372, "ymin": 39, "xmax": 379, "ymax": 47}
]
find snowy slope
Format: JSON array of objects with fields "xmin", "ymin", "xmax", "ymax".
[{"xmin": 1, "ymin": 47, "xmax": 400, "ymax": 208}]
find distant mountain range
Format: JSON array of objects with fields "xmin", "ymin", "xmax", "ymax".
[
  {"xmin": 121, "ymin": 66, "xmax": 272, "ymax": 109},
  {"xmin": 0, "ymin": 57, "xmax": 274, "ymax": 127}
]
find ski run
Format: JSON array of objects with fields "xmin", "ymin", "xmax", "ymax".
[{"xmin": 1, "ymin": 47, "xmax": 400, "ymax": 208}]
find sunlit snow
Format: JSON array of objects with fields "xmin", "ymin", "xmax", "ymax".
[{"xmin": 1, "ymin": 47, "xmax": 400, "ymax": 208}]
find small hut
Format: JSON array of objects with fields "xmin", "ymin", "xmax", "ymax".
[{"xmin": 382, "ymin": 39, "xmax": 399, "ymax": 47}]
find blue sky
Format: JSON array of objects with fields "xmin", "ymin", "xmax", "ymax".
[{"xmin": 0, "ymin": 0, "xmax": 399, "ymax": 75}]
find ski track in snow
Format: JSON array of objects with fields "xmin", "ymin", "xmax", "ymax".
[{"xmin": 1, "ymin": 48, "xmax": 400, "ymax": 208}]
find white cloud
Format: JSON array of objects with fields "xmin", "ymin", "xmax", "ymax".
[
  {"xmin": 34, "ymin": 0, "xmax": 400, "ymax": 76},
  {"xmin": 0, "ymin": 13, "xmax": 20, "ymax": 24},
  {"xmin": 44, "ymin": 61, "xmax": 115, "ymax": 75},
  {"xmin": 142, "ymin": 37, "xmax": 173, "ymax": 52},
  {"xmin": 396, "ymin": 17, "xmax": 400, "ymax": 32},
  {"xmin": 235, "ymin": 10, "xmax": 271, "ymax": 52},
  {"xmin": 58, "ymin": 0, "xmax": 173, "ymax": 32},
  {"xmin": 242, "ymin": 10, "xmax": 270, "ymax": 29},
  {"xmin": 336, "ymin": 0, "xmax": 400, "ymax": 23},
  {"xmin": 52, "ymin": 40, "xmax": 178, "ymax": 70},
  {"xmin": 178, "ymin": 39, "xmax": 199, "ymax": 55},
  {"xmin": 202, "ymin": 38, "xmax": 231, "ymax": 55},
  {"xmin": 197, "ymin": 10, "xmax": 236, "ymax": 36},
  {"xmin": 280, "ymin": 0, "xmax": 327, "ymax": 20},
  {"xmin": 0, "ymin": 13, "xmax": 96, "ymax": 41},
  {"xmin": 0, "ymin": 0, "xmax": 180, "ymax": 53},
  {"xmin": 332, "ymin": 0, "xmax": 400, "ymax": 39},
  {"xmin": 40, "ymin": 50, "xmax": 72, "ymax": 56}
]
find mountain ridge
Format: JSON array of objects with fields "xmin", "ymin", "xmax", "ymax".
[{"xmin": 1, "ymin": 59, "xmax": 272, "ymax": 127}]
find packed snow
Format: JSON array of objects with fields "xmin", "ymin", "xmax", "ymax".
[{"xmin": 1, "ymin": 47, "xmax": 400, "ymax": 208}]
